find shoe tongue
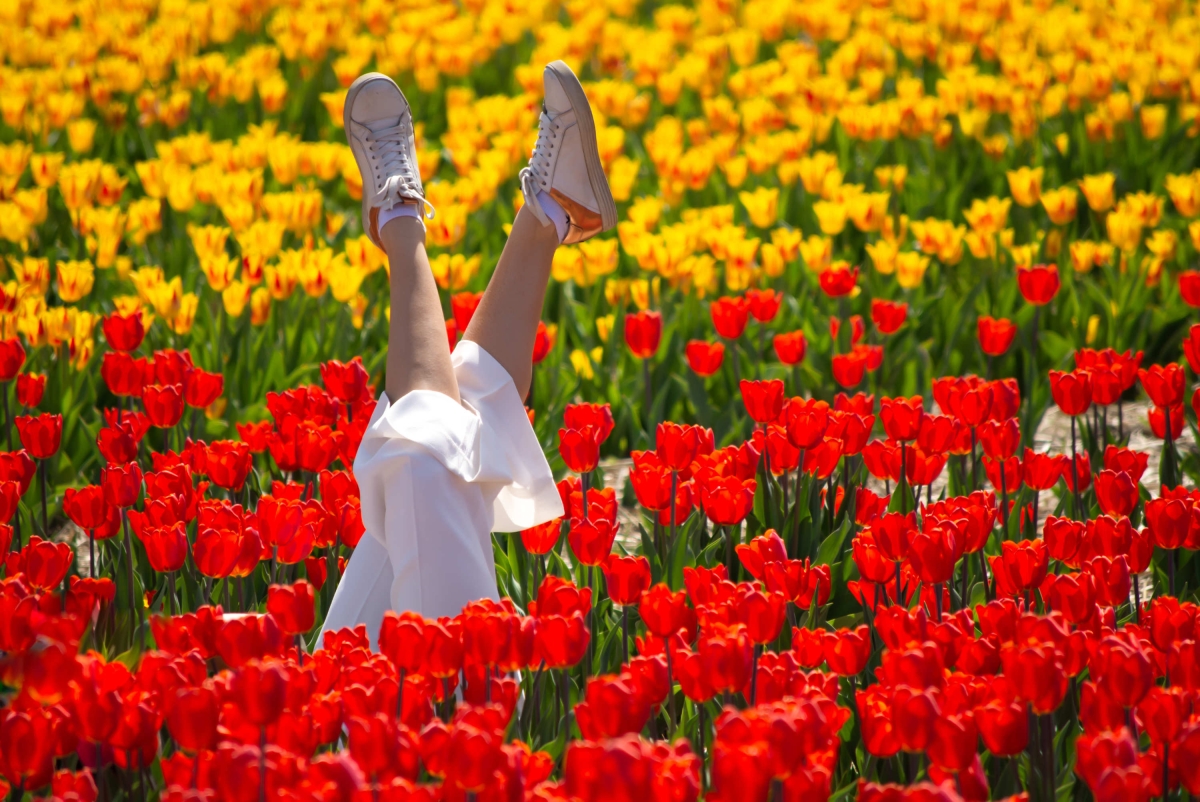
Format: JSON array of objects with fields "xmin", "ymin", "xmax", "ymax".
[
  {"xmin": 543, "ymin": 72, "xmax": 573, "ymax": 116},
  {"xmin": 364, "ymin": 115, "xmax": 402, "ymax": 134}
]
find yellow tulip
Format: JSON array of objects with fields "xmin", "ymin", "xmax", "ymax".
[
  {"xmin": 1040, "ymin": 187, "xmax": 1078, "ymax": 225},
  {"xmin": 866, "ymin": 239, "xmax": 898, "ymax": 275},
  {"xmin": 30, "ymin": 153, "xmax": 64, "ymax": 189},
  {"xmin": 812, "ymin": 200, "xmax": 846, "ymax": 235},
  {"xmin": 251, "ymin": 287, "xmax": 272, "ymax": 326},
  {"xmin": 1165, "ymin": 172, "xmax": 1200, "ymax": 218},
  {"xmin": 1079, "ymin": 173, "xmax": 1115, "ymax": 213},
  {"xmin": 1106, "ymin": 206, "xmax": 1143, "ymax": 252},
  {"xmin": 1006, "ymin": 167, "xmax": 1043, "ymax": 208},
  {"xmin": 56, "ymin": 260, "xmax": 95, "ymax": 302},
  {"xmin": 963, "ymin": 196, "xmax": 1011, "ymax": 236},
  {"xmin": 1146, "ymin": 229, "xmax": 1177, "ymax": 260},
  {"xmin": 222, "ymin": 280, "xmax": 252, "ymax": 317},
  {"xmin": 798, "ymin": 235, "xmax": 832, "ymax": 272},
  {"xmin": 738, "ymin": 186, "xmax": 779, "ymax": 229},
  {"xmin": 201, "ymin": 254, "xmax": 239, "ymax": 292},
  {"xmin": 895, "ymin": 252, "xmax": 930, "ymax": 289},
  {"xmin": 569, "ymin": 348, "xmax": 595, "ymax": 380},
  {"xmin": 67, "ymin": 119, "xmax": 96, "ymax": 154},
  {"xmin": 596, "ymin": 314, "xmax": 615, "ymax": 342},
  {"xmin": 1140, "ymin": 104, "xmax": 1167, "ymax": 139}
]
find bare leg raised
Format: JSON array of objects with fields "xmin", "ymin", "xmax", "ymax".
[
  {"xmin": 381, "ymin": 216, "xmax": 460, "ymax": 404},
  {"xmin": 461, "ymin": 205, "xmax": 558, "ymax": 400}
]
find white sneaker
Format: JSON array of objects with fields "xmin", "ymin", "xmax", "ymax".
[
  {"xmin": 343, "ymin": 72, "xmax": 432, "ymax": 247},
  {"xmin": 519, "ymin": 61, "xmax": 617, "ymax": 244}
]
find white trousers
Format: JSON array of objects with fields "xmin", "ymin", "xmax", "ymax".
[{"xmin": 320, "ymin": 341, "xmax": 563, "ymax": 646}]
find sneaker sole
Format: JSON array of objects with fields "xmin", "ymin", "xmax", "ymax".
[
  {"xmin": 343, "ymin": 72, "xmax": 410, "ymax": 246},
  {"xmin": 546, "ymin": 60, "xmax": 618, "ymax": 232}
]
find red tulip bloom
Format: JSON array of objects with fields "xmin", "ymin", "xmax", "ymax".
[
  {"xmin": 568, "ymin": 515, "xmax": 618, "ymax": 566},
  {"xmin": 990, "ymin": 539, "xmax": 1049, "ymax": 596},
  {"xmin": 831, "ymin": 351, "xmax": 867, "ymax": 388},
  {"xmin": 1017, "ymin": 263, "xmax": 1060, "ymax": 305},
  {"xmin": 880, "ymin": 396, "xmax": 923, "ymax": 441},
  {"xmin": 64, "ymin": 485, "xmax": 109, "ymax": 531},
  {"xmin": 818, "ymin": 265, "xmax": 858, "ymax": 297},
  {"xmin": 824, "ymin": 625, "xmax": 871, "ymax": 676},
  {"xmin": 977, "ymin": 417, "xmax": 1019, "ymax": 459},
  {"xmin": 656, "ymin": 422, "xmax": 701, "ymax": 471},
  {"xmin": 735, "ymin": 588, "xmax": 786, "ymax": 644},
  {"xmin": 0, "ymin": 707, "xmax": 56, "ymax": 790},
  {"xmin": 700, "ymin": 475, "xmax": 756, "ymax": 525},
  {"xmin": 184, "ymin": 369, "xmax": 224, "ymax": 409},
  {"xmin": 746, "ymin": 288, "xmax": 782, "ymax": 322},
  {"xmin": 143, "ymin": 383, "xmax": 185, "ymax": 428},
  {"xmin": 517, "ymin": 518, "xmax": 559, "ymax": 555},
  {"xmin": 15, "ymin": 373, "xmax": 44, "ymax": 408},
  {"xmin": 624, "ymin": 310, "xmax": 662, "ymax": 359},
  {"xmin": 1094, "ymin": 469, "xmax": 1139, "ymax": 517},
  {"xmin": 103, "ymin": 312, "xmax": 145, "ymax": 352},
  {"xmin": 0, "ymin": 338, "xmax": 26, "ymax": 382},
  {"xmin": 976, "ymin": 693, "xmax": 1028, "ymax": 756},
  {"xmin": 1022, "ymin": 449, "xmax": 1063, "ymax": 491},
  {"xmin": 977, "ymin": 315, "xmax": 1017, "ymax": 356},
  {"xmin": 740, "ymin": 379, "xmax": 785, "ymax": 423},
  {"xmin": 906, "ymin": 522, "xmax": 958, "ymax": 584},
  {"xmin": 563, "ymin": 402, "xmax": 614, "ymax": 444},
  {"xmin": 686, "ymin": 340, "xmax": 724, "ymax": 375},
  {"xmin": 167, "ymin": 686, "xmax": 218, "ymax": 754},
  {"xmin": 267, "ymin": 581, "xmax": 316, "ymax": 635},
  {"xmin": 1002, "ymin": 640, "xmax": 1068, "ymax": 714},
  {"xmin": 1150, "ymin": 404, "xmax": 1185, "ymax": 441},
  {"xmin": 206, "ymin": 440, "xmax": 253, "ymax": 492},
  {"xmin": 531, "ymin": 320, "xmax": 555, "ymax": 363},
  {"xmin": 1181, "ymin": 270, "xmax": 1200, "ymax": 307},
  {"xmin": 15, "ymin": 413, "xmax": 62, "ymax": 459},
  {"xmin": 1049, "ymin": 369, "xmax": 1091, "ymax": 416},
  {"xmin": 535, "ymin": 612, "xmax": 589, "ymax": 668},
  {"xmin": 320, "ymin": 357, "xmax": 370, "ymax": 403},
  {"xmin": 558, "ymin": 427, "xmax": 600, "ymax": 474},
  {"xmin": 140, "ymin": 522, "xmax": 188, "ymax": 572},
  {"xmin": 771, "ymin": 330, "xmax": 807, "ymax": 366},
  {"xmin": 602, "ymin": 554, "xmax": 651, "ymax": 606},
  {"xmin": 450, "ymin": 291, "xmax": 483, "ymax": 332},
  {"xmin": 785, "ymin": 398, "xmax": 829, "ymax": 450},
  {"xmin": 1145, "ymin": 496, "xmax": 1195, "ymax": 550},
  {"xmin": 639, "ymin": 583, "xmax": 690, "ymax": 638},
  {"xmin": 6, "ymin": 535, "xmax": 73, "ymax": 590},
  {"xmin": 1140, "ymin": 363, "xmax": 1187, "ymax": 409},
  {"xmin": 711, "ymin": 295, "xmax": 750, "ymax": 339},
  {"xmin": 871, "ymin": 300, "xmax": 907, "ymax": 334},
  {"xmin": 101, "ymin": 462, "xmax": 142, "ymax": 508}
]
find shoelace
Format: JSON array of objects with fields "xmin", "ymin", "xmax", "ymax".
[
  {"xmin": 367, "ymin": 120, "xmax": 435, "ymax": 219},
  {"xmin": 518, "ymin": 110, "xmax": 561, "ymax": 226}
]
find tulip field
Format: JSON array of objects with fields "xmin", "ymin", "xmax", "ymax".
[{"xmin": 8, "ymin": 0, "xmax": 1200, "ymax": 800}]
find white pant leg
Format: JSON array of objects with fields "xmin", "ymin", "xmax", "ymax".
[{"xmin": 320, "ymin": 529, "xmax": 393, "ymax": 647}]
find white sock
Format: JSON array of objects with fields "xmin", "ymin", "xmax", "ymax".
[
  {"xmin": 378, "ymin": 202, "xmax": 422, "ymax": 231},
  {"xmin": 537, "ymin": 190, "xmax": 569, "ymax": 243}
]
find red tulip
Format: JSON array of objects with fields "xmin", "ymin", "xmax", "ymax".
[
  {"xmin": 639, "ymin": 583, "xmax": 690, "ymax": 638},
  {"xmin": 141, "ymin": 522, "xmax": 188, "ymax": 572},
  {"xmin": 450, "ymin": 291, "xmax": 483, "ymax": 332},
  {"xmin": 823, "ymin": 625, "xmax": 871, "ymax": 676},
  {"xmin": 15, "ymin": 373, "xmax": 44, "ymax": 408},
  {"xmin": 1181, "ymin": 270, "xmax": 1200, "ymax": 307},
  {"xmin": 1049, "ymin": 369, "xmax": 1091, "ymax": 416},
  {"xmin": 1094, "ymin": 469, "xmax": 1139, "ymax": 517},
  {"xmin": 0, "ymin": 338, "xmax": 26, "ymax": 382},
  {"xmin": 64, "ymin": 485, "xmax": 109, "ymax": 531},
  {"xmin": 1150, "ymin": 403, "xmax": 1185, "ymax": 441},
  {"xmin": 700, "ymin": 475, "xmax": 755, "ymax": 525},
  {"xmin": 746, "ymin": 288, "xmax": 782, "ymax": 322},
  {"xmin": 831, "ymin": 351, "xmax": 867, "ymax": 388},
  {"xmin": 772, "ymin": 330, "xmax": 807, "ymax": 365},
  {"xmin": 184, "ymin": 369, "xmax": 224, "ymax": 409},
  {"xmin": 168, "ymin": 686, "xmax": 219, "ymax": 753},
  {"xmin": 320, "ymin": 357, "xmax": 370, "ymax": 403},
  {"xmin": 602, "ymin": 554, "xmax": 651, "ymax": 606},
  {"xmin": 685, "ymin": 340, "xmax": 724, "ymax": 375},
  {"xmin": 15, "ymin": 413, "xmax": 62, "ymax": 459},
  {"xmin": 558, "ymin": 427, "xmax": 600, "ymax": 474},
  {"xmin": 563, "ymin": 403, "xmax": 614, "ymax": 445},
  {"xmin": 880, "ymin": 396, "xmax": 923, "ymax": 441},
  {"xmin": 520, "ymin": 518, "xmax": 561, "ymax": 554},
  {"xmin": 567, "ymin": 515, "xmax": 618, "ymax": 566},
  {"xmin": 143, "ymin": 383, "xmax": 185, "ymax": 428},
  {"xmin": 871, "ymin": 299, "xmax": 907, "ymax": 334},
  {"xmin": 103, "ymin": 312, "xmax": 145, "ymax": 352},
  {"xmin": 532, "ymin": 320, "xmax": 555, "ymax": 363},
  {"xmin": 206, "ymin": 440, "xmax": 252, "ymax": 492},
  {"xmin": 710, "ymin": 296, "xmax": 750, "ymax": 339},
  {"xmin": 1140, "ymin": 363, "xmax": 1187, "ymax": 408},
  {"xmin": 818, "ymin": 265, "xmax": 858, "ymax": 297},
  {"xmin": 101, "ymin": 462, "xmax": 142, "ymax": 508},
  {"xmin": 266, "ymin": 581, "xmax": 316, "ymax": 635},
  {"xmin": 1017, "ymin": 263, "xmax": 1060, "ymax": 305},
  {"xmin": 624, "ymin": 310, "xmax": 662, "ymax": 359},
  {"xmin": 735, "ymin": 587, "xmax": 786, "ymax": 644},
  {"xmin": 739, "ymin": 378, "xmax": 785, "ymax": 423}
]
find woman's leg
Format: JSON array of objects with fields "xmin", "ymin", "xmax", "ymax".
[
  {"xmin": 463, "ymin": 60, "xmax": 617, "ymax": 399},
  {"xmin": 461, "ymin": 205, "xmax": 558, "ymax": 400},
  {"xmin": 381, "ymin": 217, "xmax": 460, "ymax": 404}
]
